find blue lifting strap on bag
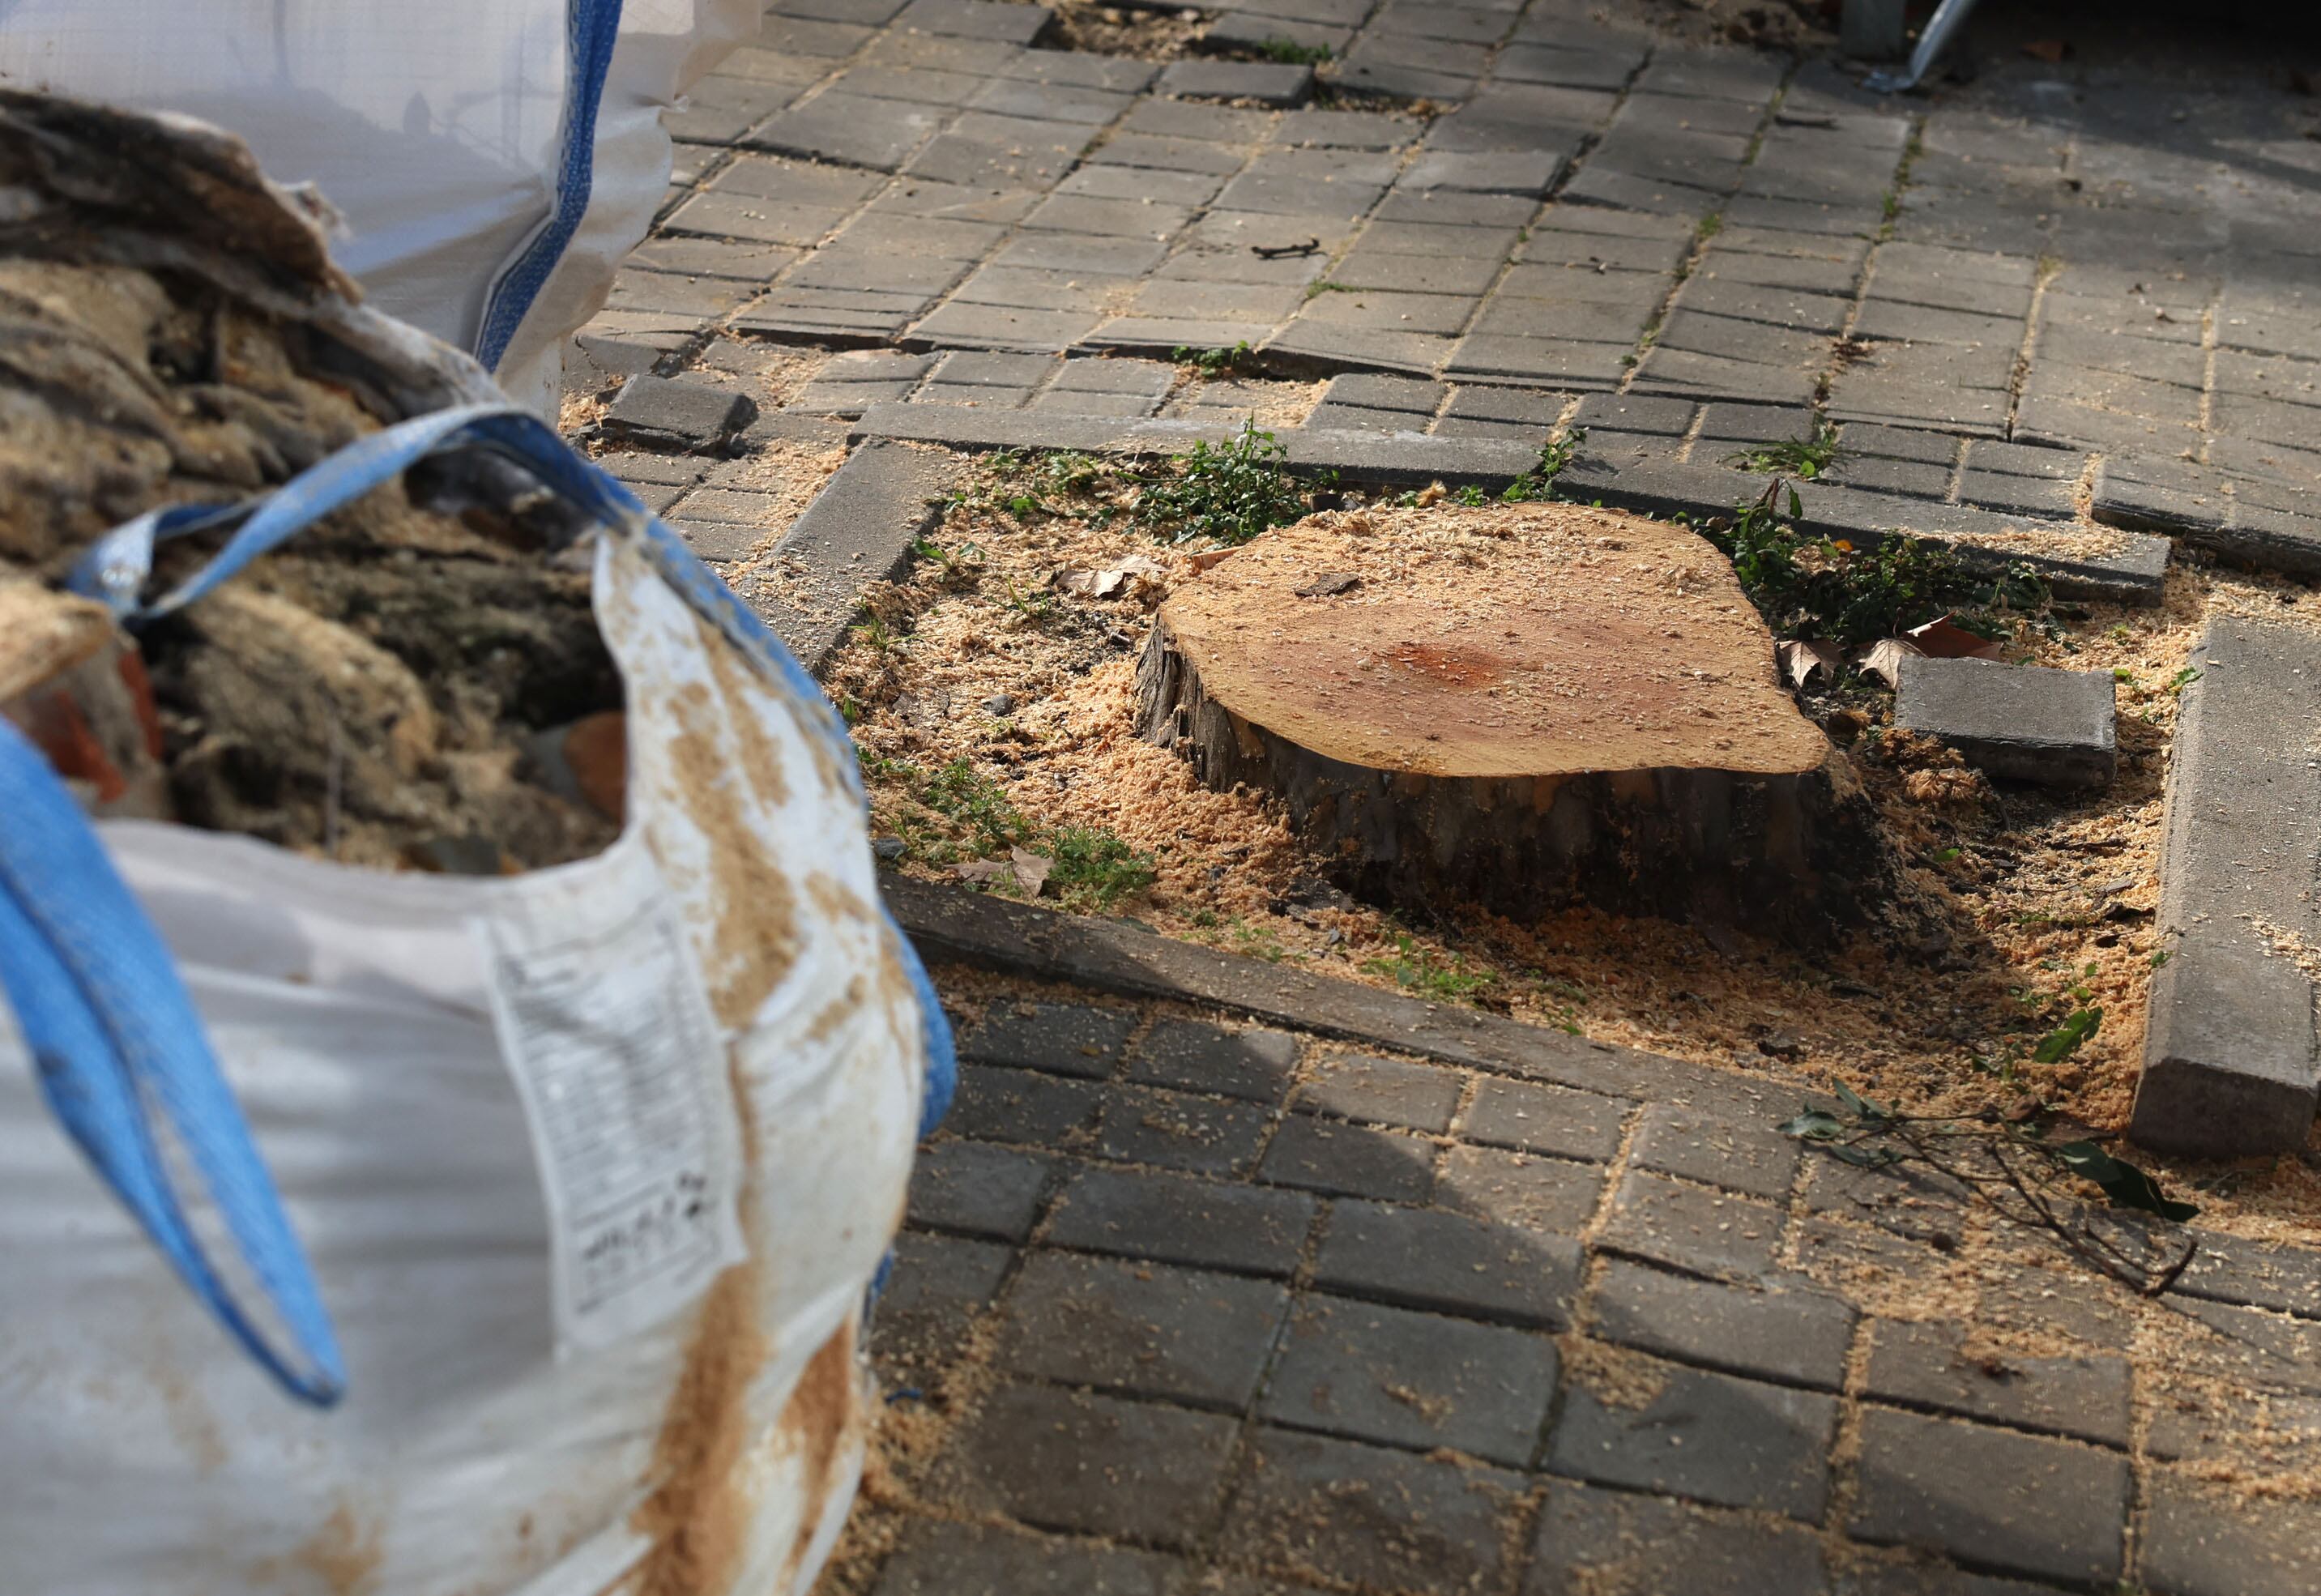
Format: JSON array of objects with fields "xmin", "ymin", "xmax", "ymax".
[{"xmin": 11, "ymin": 404, "xmax": 955, "ymax": 1406}]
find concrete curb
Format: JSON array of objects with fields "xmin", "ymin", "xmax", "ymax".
[
  {"xmin": 884, "ymin": 873, "xmax": 1791, "ymax": 1115},
  {"xmin": 2130, "ymin": 615, "xmax": 2321, "ymax": 1157}
]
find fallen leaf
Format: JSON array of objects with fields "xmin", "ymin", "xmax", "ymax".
[
  {"xmin": 1188, "ymin": 548, "xmax": 1239, "ymax": 572},
  {"xmin": 1906, "ymin": 615, "xmax": 2004, "ymax": 660},
  {"xmin": 1009, "ymin": 845, "xmax": 1053, "ymax": 898},
  {"xmin": 1777, "ymin": 638, "xmax": 1843, "ymax": 689},
  {"xmin": 2020, "ymin": 38, "xmax": 2067, "ymax": 63},
  {"xmin": 1053, "ymin": 554, "xmax": 1170, "ymax": 600},
  {"xmin": 953, "ymin": 858, "xmax": 1012, "ymax": 884},
  {"xmin": 1295, "ymin": 571, "xmax": 1362, "ymax": 598},
  {"xmin": 1861, "ymin": 637, "xmax": 1924, "ymax": 687}
]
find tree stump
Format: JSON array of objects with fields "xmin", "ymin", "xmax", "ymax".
[{"xmin": 1134, "ymin": 502, "xmax": 1901, "ymax": 945}]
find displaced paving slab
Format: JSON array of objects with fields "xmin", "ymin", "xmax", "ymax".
[
  {"xmin": 2131, "ymin": 615, "xmax": 2321, "ymax": 1158},
  {"xmin": 1893, "ymin": 657, "xmax": 2118, "ymax": 789},
  {"xmin": 752, "ymin": 439, "xmax": 956, "ymax": 668},
  {"xmin": 602, "ymin": 373, "xmax": 756, "ymax": 450}
]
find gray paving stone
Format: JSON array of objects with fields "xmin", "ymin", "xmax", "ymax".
[
  {"xmin": 1548, "ymin": 1359, "xmax": 1837, "ymax": 1520},
  {"xmin": 1222, "ymin": 1428, "xmax": 1524, "ymax": 1594},
  {"xmin": 749, "ymin": 92, "xmax": 945, "ymax": 169},
  {"xmin": 873, "ymin": 1520, "xmax": 1183, "ymax": 1596},
  {"xmin": 1001, "ymin": 1251, "xmax": 1289, "ymax": 1408},
  {"xmin": 1263, "ymin": 1294, "xmax": 1559, "ymax": 1464},
  {"xmin": 895, "ymin": 0, "xmax": 1052, "ymax": 40},
  {"xmin": 1321, "ymin": 371, "xmax": 1446, "ymax": 413},
  {"xmin": 1824, "ymin": 454, "xmax": 1953, "ymax": 498},
  {"xmin": 1590, "ymin": 1259, "xmax": 1854, "ymax": 1391},
  {"xmin": 1525, "ymin": 1479, "xmax": 1831, "ymax": 1596},
  {"xmin": 1259, "ymin": 1116, "xmax": 1436, "ymax": 1202},
  {"xmin": 1204, "ymin": 10, "xmax": 1354, "ymax": 56},
  {"xmin": 1052, "ymin": 356, "xmax": 1176, "ymax": 397},
  {"xmin": 1495, "ymin": 41, "xmax": 1647, "ymax": 91},
  {"xmin": 2133, "ymin": 615, "xmax": 2321, "ymax": 1157},
  {"xmin": 755, "ymin": 433, "xmax": 955, "ymax": 658},
  {"xmin": 1893, "ymin": 659, "xmax": 2117, "ymax": 791},
  {"xmin": 949, "ymin": 1383, "xmax": 1238, "ymax": 1547},
  {"xmin": 1571, "ymin": 392, "xmax": 1695, "ymax": 434},
  {"xmin": 670, "ymin": 518, "xmax": 757, "ymax": 562},
  {"xmin": 1306, "ymin": 403, "xmax": 1426, "ymax": 433},
  {"xmin": 1057, "ymin": 163, "xmax": 1224, "ymax": 208},
  {"xmin": 1457, "ymin": 1078, "xmax": 1625, "ymax": 1162},
  {"xmin": 950, "ymin": 1063, "xmax": 1102, "ymax": 1145},
  {"xmin": 602, "ymin": 373, "xmax": 757, "ymax": 450},
  {"xmin": 967, "ymin": 1000, "xmax": 1137, "ymax": 1077},
  {"xmin": 757, "ymin": 15, "xmax": 876, "ymax": 54},
  {"xmin": 1599, "ymin": 1170, "xmax": 1784, "ymax": 1279},
  {"xmin": 1129, "ymin": 1018, "xmax": 1299, "ymax": 1101},
  {"xmin": 1316, "ymin": 1198, "xmax": 1581, "ymax": 1328},
  {"xmin": 629, "ymin": 235, "xmax": 800, "ymax": 283},
  {"xmin": 1094, "ymin": 1083, "xmax": 1273, "ymax": 1176},
  {"xmin": 1798, "ymin": 1158, "xmax": 1969, "ymax": 1248},
  {"xmin": 1847, "ymin": 1407, "xmax": 2127, "ymax": 1585},
  {"xmin": 2172, "ymin": 1232, "xmax": 2321, "ymax": 1319},
  {"xmin": 873, "ymin": 1230, "xmax": 1013, "ymax": 1374},
  {"xmin": 908, "ymin": 1140, "xmax": 1054, "ymax": 1240},
  {"xmin": 1436, "ymin": 1145, "xmax": 1606, "ymax": 1233},
  {"xmin": 2140, "ymin": 1472, "xmax": 2321, "ymax": 1596},
  {"xmin": 1044, "ymin": 1163, "xmax": 1313, "ymax": 1275},
  {"xmin": 1444, "ymin": 385, "xmax": 1568, "ymax": 426},
  {"xmin": 1861, "ymin": 1317, "xmax": 2131, "ymax": 1449},
  {"xmin": 1157, "ymin": 58, "xmax": 1313, "ymax": 108},
  {"xmin": 604, "ymin": 268, "xmax": 754, "ymax": 320},
  {"xmin": 1628, "ymin": 1103, "xmax": 1801, "ymax": 1201},
  {"xmin": 1274, "ymin": 107, "xmax": 1413, "ymax": 150},
  {"xmin": 1294, "ymin": 1054, "xmax": 1466, "ymax": 1132}
]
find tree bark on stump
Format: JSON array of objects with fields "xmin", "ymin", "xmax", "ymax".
[{"xmin": 1133, "ymin": 504, "xmax": 1904, "ymax": 946}]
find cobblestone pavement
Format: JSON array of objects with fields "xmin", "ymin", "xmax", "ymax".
[
  {"xmin": 580, "ymin": 0, "xmax": 2321, "ymax": 562},
  {"xmin": 835, "ymin": 922, "xmax": 2321, "ymax": 1596},
  {"xmin": 564, "ymin": 6, "xmax": 2321, "ymax": 1590}
]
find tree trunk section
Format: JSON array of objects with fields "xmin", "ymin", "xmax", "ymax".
[{"xmin": 1133, "ymin": 504, "xmax": 1905, "ymax": 945}]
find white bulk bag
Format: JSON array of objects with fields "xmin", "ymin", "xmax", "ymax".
[
  {"xmin": 0, "ymin": 420, "xmax": 940, "ymax": 1595},
  {"xmin": 0, "ymin": 0, "xmax": 757, "ymax": 411}
]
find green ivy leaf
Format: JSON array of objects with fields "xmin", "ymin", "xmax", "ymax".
[
  {"xmin": 2033, "ymin": 1007, "xmax": 2102, "ymax": 1065},
  {"xmin": 2054, "ymin": 1141, "xmax": 2199, "ymax": 1222},
  {"xmin": 1777, "ymin": 1109, "xmax": 1846, "ymax": 1141}
]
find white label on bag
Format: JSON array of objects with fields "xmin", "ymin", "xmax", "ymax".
[{"xmin": 483, "ymin": 856, "xmax": 746, "ymax": 1354}]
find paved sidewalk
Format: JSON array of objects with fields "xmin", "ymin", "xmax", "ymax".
[
  {"xmin": 832, "ymin": 886, "xmax": 2321, "ymax": 1596},
  {"xmin": 583, "ymin": 0, "xmax": 2321, "ymax": 561}
]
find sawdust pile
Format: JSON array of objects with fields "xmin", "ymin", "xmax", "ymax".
[{"xmin": 0, "ymin": 91, "xmax": 624, "ymax": 872}]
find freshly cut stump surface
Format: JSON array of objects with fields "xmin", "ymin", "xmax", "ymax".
[{"xmin": 1135, "ymin": 503, "xmax": 1896, "ymax": 943}]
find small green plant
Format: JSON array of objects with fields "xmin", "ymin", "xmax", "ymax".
[
  {"xmin": 1256, "ymin": 35, "xmax": 1332, "ymax": 64},
  {"xmin": 1043, "ymin": 826, "xmax": 1160, "ymax": 911},
  {"xmin": 1362, "ymin": 933, "xmax": 1494, "ymax": 1002},
  {"xmin": 1499, "ymin": 427, "xmax": 1585, "ymax": 504},
  {"xmin": 1696, "ymin": 211, "xmax": 1723, "ymax": 242},
  {"xmin": 1455, "ymin": 484, "xmax": 1489, "ymax": 506},
  {"xmin": 1725, "ymin": 420, "xmax": 1841, "ymax": 480},
  {"xmin": 1302, "ymin": 280, "xmax": 1358, "ymax": 300},
  {"xmin": 2165, "ymin": 666, "xmax": 2202, "ymax": 696},
  {"xmin": 1171, "ymin": 340, "xmax": 1255, "ymax": 376},
  {"xmin": 851, "ymin": 616, "xmax": 902, "ymax": 653},
  {"xmin": 2033, "ymin": 1005, "xmax": 2103, "ymax": 1064},
  {"xmin": 1135, "ymin": 419, "xmax": 1324, "ymax": 546},
  {"xmin": 915, "ymin": 758, "xmax": 1029, "ymax": 856},
  {"xmin": 1699, "ymin": 479, "xmax": 2048, "ymax": 651}
]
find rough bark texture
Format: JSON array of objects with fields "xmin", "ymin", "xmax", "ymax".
[{"xmin": 1134, "ymin": 504, "xmax": 1907, "ymax": 945}]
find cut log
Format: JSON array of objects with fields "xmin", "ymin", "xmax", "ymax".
[{"xmin": 1134, "ymin": 502, "xmax": 1903, "ymax": 945}]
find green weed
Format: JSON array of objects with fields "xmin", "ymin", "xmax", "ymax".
[
  {"xmin": 1699, "ymin": 479, "xmax": 2048, "ymax": 651},
  {"xmin": 1135, "ymin": 419, "xmax": 1325, "ymax": 546},
  {"xmin": 1171, "ymin": 340, "xmax": 1255, "ymax": 376},
  {"xmin": 1498, "ymin": 427, "xmax": 1585, "ymax": 504},
  {"xmin": 915, "ymin": 758, "xmax": 1029, "ymax": 856},
  {"xmin": 1044, "ymin": 827, "xmax": 1160, "ymax": 912},
  {"xmin": 1725, "ymin": 420, "xmax": 1841, "ymax": 480},
  {"xmin": 1256, "ymin": 36, "xmax": 1332, "ymax": 64},
  {"xmin": 1362, "ymin": 932, "xmax": 1495, "ymax": 1002}
]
